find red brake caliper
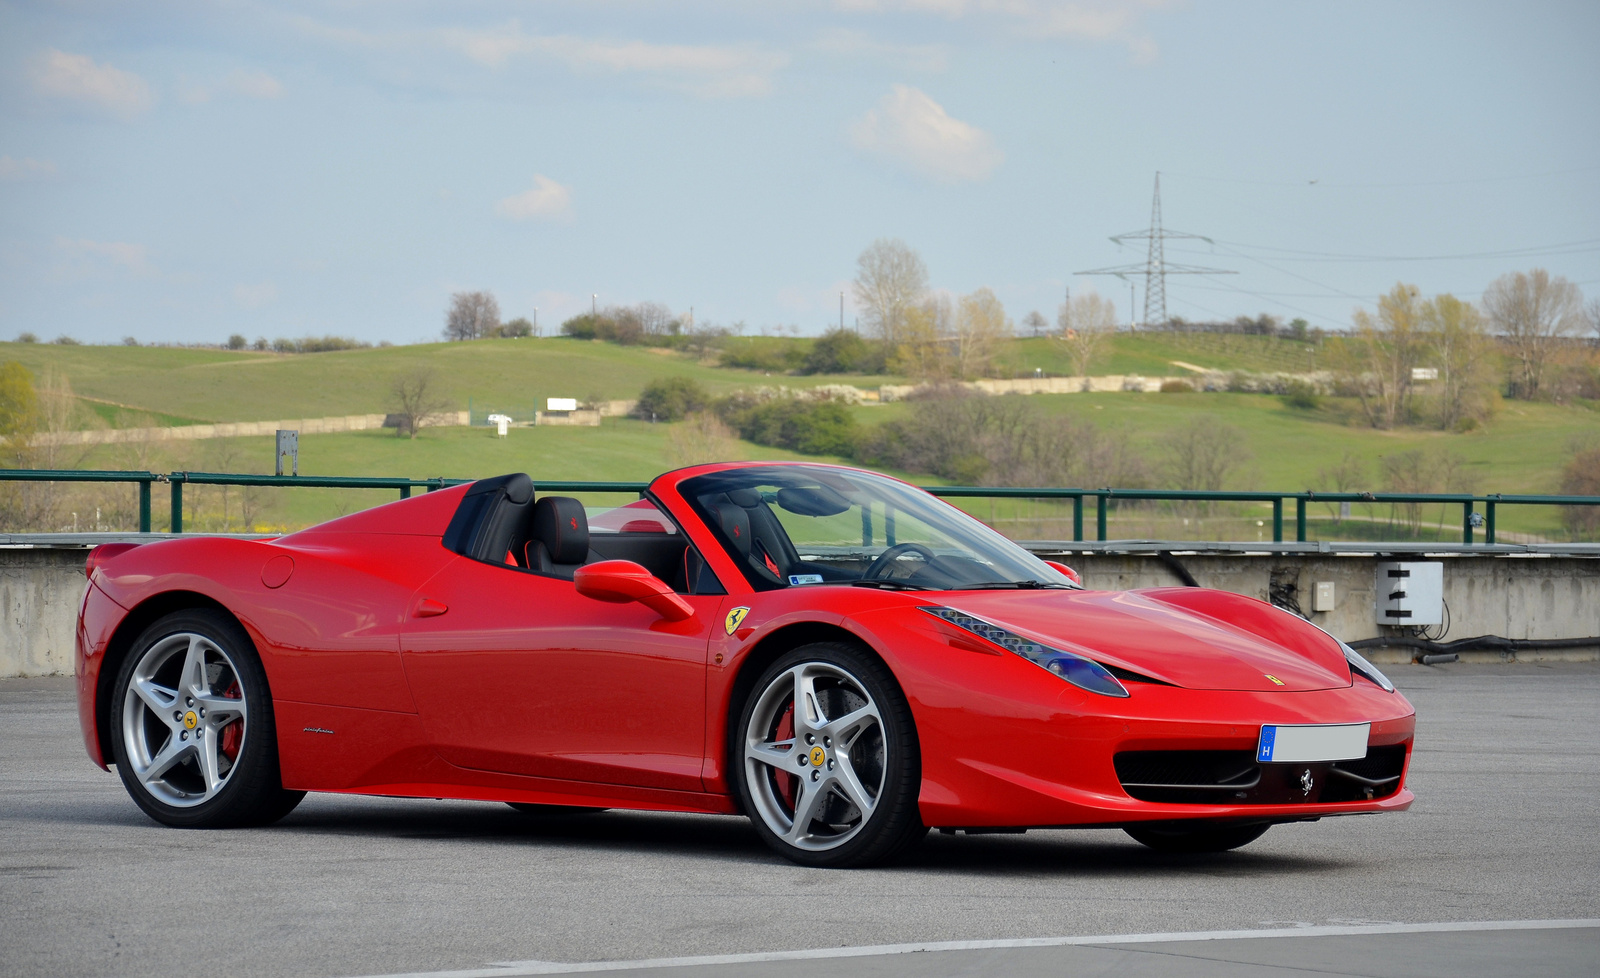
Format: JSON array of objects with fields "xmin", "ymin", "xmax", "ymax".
[
  {"xmin": 774, "ymin": 704, "xmax": 798, "ymax": 813},
  {"xmin": 219, "ymin": 681, "xmax": 243, "ymax": 761}
]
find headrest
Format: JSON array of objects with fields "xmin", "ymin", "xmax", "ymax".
[
  {"xmin": 711, "ymin": 503, "xmax": 751, "ymax": 556},
  {"xmin": 726, "ymin": 488, "xmax": 762, "ymax": 508},
  {"xmin": 532, "ymin": 497, "xmax": 590, "ymax": 564},
  {"xmin": 467, "ymin": 472, "xmax": 533, "ymax": 505}
]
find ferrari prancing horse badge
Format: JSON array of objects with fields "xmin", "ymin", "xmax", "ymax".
[{"xmin": 724, "ymin": 606, "xmax": 750, "ymax": 635}]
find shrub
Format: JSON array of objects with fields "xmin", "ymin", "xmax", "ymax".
[
  {"xmin": 226, "ymin": 334, "xmax": 247, "ymax": 350},
  {"xmin": 52, "ymin": 335, "xmax": 80, "ymax": 345},
  {"xmin": 496, "ymin": 317, "xmax": 534, "ymax": 338},
  {"xmin": 717, "ymin": 393, "xmax": 860, "ymax": 457},
  {"xmin": 1280, "ymin": 379, "xmax": 1319, "ymax": 410},
  {"xmin": 720, "ymin": 341, "xmax": 806, "ymax": 373},
  {"xmin": 15, "ymin": 333, "xmax": 37, "ymax": 343},
  {"xmin": 635, "ymin": 377, "xmax": 710, "ymax": 422},
  {"xmin": 1160, "ymin": 379, "xmax": 1194, "ymax": 393},
  {"xmin": 801, "ymin": 329, "xmax": 887, "ymax": 375},
  {"xmin": 1561, "ymin": 446, "xmax": 1600, "ymax": 539}
]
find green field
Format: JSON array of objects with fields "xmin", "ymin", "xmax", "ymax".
[{"xmin": 4, "ymin": 335, "xmax": 1596, "ymax": 539}]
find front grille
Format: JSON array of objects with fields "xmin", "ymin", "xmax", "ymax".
[{"xmin": 1114, "ymin": 745, "xmax": 1407, "ymax": 805}]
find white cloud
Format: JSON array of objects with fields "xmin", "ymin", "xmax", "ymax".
[
  {"xmin": 233, "ymin": 282, "xmax": 279, "ymax": 308},
  {"xmin": 31, "ymin": 49, "xmax": 154, "ymax": 118},
  {"xmin": 444, "ymin": 24, "xmax": 789, "ymax": 98},
  {"xmin": 495, "ymin": 175, "xmax": 573, "ymax": 222},
  {"xmin": 56, "ymin": 237, "xmax": 156, "ymax": 276},
  {"xmin": 836, "ymin": 0, "xmax": 1164, "ymax": 62},
  {"xmin": 0, "ymin": 156, "xmax": 56, "ymax": 181},
  {"xmin": 850, "ymin": 84, "xmax": 1002, "ymax": 184}
]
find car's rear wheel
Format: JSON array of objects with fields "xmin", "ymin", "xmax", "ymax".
[
  {"xmin": 735, "ymin": 642, "xmax": 924, "ymax": 868},
  {"xmin": 506, "ymin": 803, "xmax": 608, "ymax": 816},
  {"xmin": 110, "ymin": 609, "xmax": 304, "ymax": 828},
  {"xmin": 1124, "ymin": 822, "xmax": 1270, "ymax": 853}
]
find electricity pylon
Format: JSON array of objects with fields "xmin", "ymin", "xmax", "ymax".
[{"xmin": 1077, "ymin": 172, "xmax": 1234, "ymax": 328}]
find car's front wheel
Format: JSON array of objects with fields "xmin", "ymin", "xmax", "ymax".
[
  {"xmin": 110, "ymin": 609, "xmax": 304, "ymax": 828},
  {"xmin": 1124, "ymin": 822, "xmax": 1270, "ymax": 853},
  {"xmin": 735, "ymin": 642, "xmax": 924, "ymax": 868}
]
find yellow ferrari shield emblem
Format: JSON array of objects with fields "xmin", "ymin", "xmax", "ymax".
[
  {"xmin": 1265, "ymin": 674, "xmax": 1285, "ymax": 686},
  {"xmin": 809, "ymin": 746, "xmax": 826, "ymax": 767},
  {"xmin": 724, "ymin": 606, "xmax": 750, "ymax": 635},
  {"xmin": 183, "ymin": 711, "xmax": 198, "ymax": 729}
]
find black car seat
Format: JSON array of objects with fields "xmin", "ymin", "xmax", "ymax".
[
  {"xmin": 443, "ymin": 473, "xmax": 536, "ymax": 565},
  {"xmin": 527, "ymin": 496, "xmax": 601, "ymax": 579}
]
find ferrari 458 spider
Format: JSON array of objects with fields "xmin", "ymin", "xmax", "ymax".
[{"xmin": 76, "ymin": 462, "xmax": 1413, "ymax": 866}]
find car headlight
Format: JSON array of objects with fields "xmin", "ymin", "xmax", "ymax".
[
  {"xmin": 923, "ymin": 606, "xmax": 1129, "ymax": 698},
  {"xmin": 1342, "ymin": 641, "xmax": 1395, "ymax": 693}
]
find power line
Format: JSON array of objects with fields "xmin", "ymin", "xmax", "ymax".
[
  {"xmin": 1168, "ymin": 236, "xmax": 1600, "ymax": 264},
  {"xmin": 1161, "ymin": 163, "xmax": 1600, "ymax": 189},
  {"xmin": 1076, "ymin": 172, "xmax": 1234, "ymax": 327}
]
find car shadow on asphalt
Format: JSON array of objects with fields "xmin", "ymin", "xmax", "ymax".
[{"xmin": 262, "ymin": 795, "xmax": 1351, "ymax": 877}]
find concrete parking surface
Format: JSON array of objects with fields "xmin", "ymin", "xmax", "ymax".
[{"xmin": 2, "ymin": 663, "xmax": 1597, "ymax": 978}]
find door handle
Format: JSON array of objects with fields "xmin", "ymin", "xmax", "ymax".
[{"xmin": 414, "ymin": 597, "xmax": 448, "ymax": 618}]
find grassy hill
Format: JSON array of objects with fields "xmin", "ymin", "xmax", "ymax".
[{"xmin": 4, "ymin": 334, "xmax": 1595, "ymax": 539}]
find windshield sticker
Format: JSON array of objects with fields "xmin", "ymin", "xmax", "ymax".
[
  {"xmin": 788, "ymin": 574, "xmax": 824, "ymax": 586},
  {"xmin": 724, "ymin": 606, "xmax": 750, "ymax": 635}
]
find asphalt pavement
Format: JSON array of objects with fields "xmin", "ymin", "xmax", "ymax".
[{"xmin": 2, "ymin": 663, "xmax": 1597, "ymax": 978}]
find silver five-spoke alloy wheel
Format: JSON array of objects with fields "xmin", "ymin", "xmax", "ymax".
[
  {"xmin": 121, "ymin": 631, "xmax": 249, "ymax": 807},
  {"xmin": 744, "ymin": 660, "xmax": 888, "ymax": 852}
]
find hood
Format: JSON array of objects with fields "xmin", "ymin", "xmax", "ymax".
[{"xmin": 932, "ymin": 587, "xmax": 1351, "ymax": 692}]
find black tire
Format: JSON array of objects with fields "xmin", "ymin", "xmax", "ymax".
[
  {"xmin": 110, "ymin": 609, "xmax": 305, "ymax": 828},
  {"xmin": 734, "ymin": 641, "xmax": 925, "ymax": 868},
  {"xmin": 1124, "ymin": 822, "xmax": 1271, "ymax": 853},
  {"xmin": 506, "ymin": 803, "xmax": 609, "ymax": 816}
]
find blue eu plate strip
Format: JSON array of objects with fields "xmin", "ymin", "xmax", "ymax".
[{"xmin": 1257, "ymin": 725, "xmax": 1277, "ymax": 762}]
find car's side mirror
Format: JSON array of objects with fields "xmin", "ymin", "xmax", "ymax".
[
  {"xmin": 573, "ymin": 560, "xmax": 695, "ymax": 621},
  {"xmin": 1045, "ymin": 560, "xmax": 1082, "ymax": 586}
]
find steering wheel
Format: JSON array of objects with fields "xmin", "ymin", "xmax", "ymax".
[{"xmin": 862, "ymin": 542, "xmax": 939, "ymax": 581}]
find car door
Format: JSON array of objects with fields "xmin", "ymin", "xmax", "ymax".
[{"xmin": 399, "ymin": 555, "xmax": 724, "ymax": 792}]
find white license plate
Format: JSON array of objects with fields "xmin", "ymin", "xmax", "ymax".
[{"xmin": 1256, "ymin": 723, "xmax": 1370, "ymax": 763}]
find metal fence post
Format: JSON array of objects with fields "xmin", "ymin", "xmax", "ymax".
[
  {"xmin": 1072, "ymin": 494, "xmax": 1083, "ymax": 542},
  {"xmin": 170, "ymin": 477, "xmax": 183, "ymax": 533},
  {"xmin": 1097, "ymin": 492, "xmax": 1107, "ymax": 541},
  {"xmin": 1295, "ymin": 497, "xmax": 1307, "ymax": 543},
  {"xmin": 138, "ymin": 480, "xmax": 151, "ymax": 533},
  {"xmin": 1272, "ymin": 498, "xmax": 1283, "ymax": 543},
  {"xmin": 1463, "ymin": 501, "xmax": 1474, "ymax": 545},
  {"xmin": 1486, "ymin": 498, "xmax": 1497, "ymax": 545},
  {"xmin": 400, "ymin": 485, "xmax": 411, "ymax": 499}
]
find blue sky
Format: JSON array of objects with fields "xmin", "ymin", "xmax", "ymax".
[{"xmin": 2, "ymin": 1, "xmax": 1597, "ymax": 344}]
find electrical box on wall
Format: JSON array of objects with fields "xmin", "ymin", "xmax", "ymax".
[
  {"xmin": 1311, "ymin": 581, "xmax": 1336, "ymax": 613},
  {"xmin": 1375, "ymin": 562, "xmax": 1443, "ymax": 625}
]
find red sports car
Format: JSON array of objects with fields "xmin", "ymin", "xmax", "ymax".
[{"xmin": 76, "ymin": 462, "xmax": 1414, "ymax": 867}]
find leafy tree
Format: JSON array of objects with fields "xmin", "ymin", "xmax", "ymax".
[
  {"xmin": 1482, "ymin": 269, "xmax": 1583, "ymax": 399},
  {"xmin": 635, "ymin": 377, "xmax": 710, "ymax": 422},
  {"xmin": 0, "ymin": 361, "xmax": 38, "ymax": 442},
  {"xmin": 1424, "ymin": 294, "xmax": 1497, "ymax": 430},
  {"xmin": 496, "ymin": 317, "xmax": 534, "ymax": 338},
  {"xmin": 852, "ymin": 238, "xmax": 928, "ymax": 350},
  {"xmin": 444, "ymin": 290, "xmax": 501, "ymax": 341},
  {"xmin": 1336, "ymin": 283, "xmax": 1426, "ymax": 429},
  {"xmin": 226, "ymin": 334, "xmax": 247, "ymax": 350}
]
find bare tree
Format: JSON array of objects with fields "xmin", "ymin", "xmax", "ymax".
[
  {"xmin": 1313, "ymin": 451, "xmax": 1368, "ymax": 519},
  {"xmin": 1021, "ymin": 310, "xmax": 1048, "ymax": 338},
  {"xmin": 891, "ymin": 295, "xmax": 952, "ymax": 380},
  {"xmin": 1336, "ymin": 283, "xmax": 1426, "ymax": 429},
  {"xmin": 390, "ymin": 369, "xmax": 451, "ymax": 438},
  {"xmin": 444, "ymin": 291, "xmax": 501, "ymax": 341},
  {"xmin": 1424, "ymin": 293, "xmax": 1497, "ymax": 431},
  {"xmin": 853, "ymin": 239, "xmax": 928, "ymax": 350},
  {"xmin": 1159, "ymin": 417, "xmax": 1249, "ymax": 492},
  {"xmin": 636, "ymin": 301, "xmax": 678, "ymax": 336},
  {"xmin": 1057, "ymin": 291, "xmax": 1116, "ymax": 381},
  {"xmin": 954, "ymin": 287, "xmax": 1012, "ymax": 379},
  {"xmin": 1586, "ymin": 297, "xmax": 1600, "ymax": 347},
  {"xmin": 667, "ymin": 411, "xmax": 741, "ymax": 467},
  {"xmin": 1482, "ymin": 269, "xmax": 1583, "ymax": 399}
]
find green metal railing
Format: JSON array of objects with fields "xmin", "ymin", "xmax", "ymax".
[{"xmin": 3, "ymin": 468, "xmax": 1599, "ymax": 545}]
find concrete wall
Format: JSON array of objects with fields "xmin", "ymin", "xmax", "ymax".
[
  {"xmin": 1, "ymin": 548, "xmax": 87, "ymax": 676},
  {"xmin": 3, "ymin": 543, "xmax": 1596, "ymax": 677},
  {"xmin": 29, "ymin": 410, "xmax": 474, "ymax": 447}
]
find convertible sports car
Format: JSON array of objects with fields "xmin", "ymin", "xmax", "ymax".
[{"xmin": 75, "ymin": 462, "xmax": 1414, "ymax": 867}]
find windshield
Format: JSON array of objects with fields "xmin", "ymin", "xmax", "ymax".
[{"xmin": 679, "ymin": 465, "xmax": 1076, "ymax": 592}]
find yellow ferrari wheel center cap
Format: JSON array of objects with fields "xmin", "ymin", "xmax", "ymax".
[
  {"xmin": 808, "ymin": 746, "xmax": 826, "ymax": 767},
  {"xmin": 182, "ymin": 711, "xmax": 198, "ymax": 730}
]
